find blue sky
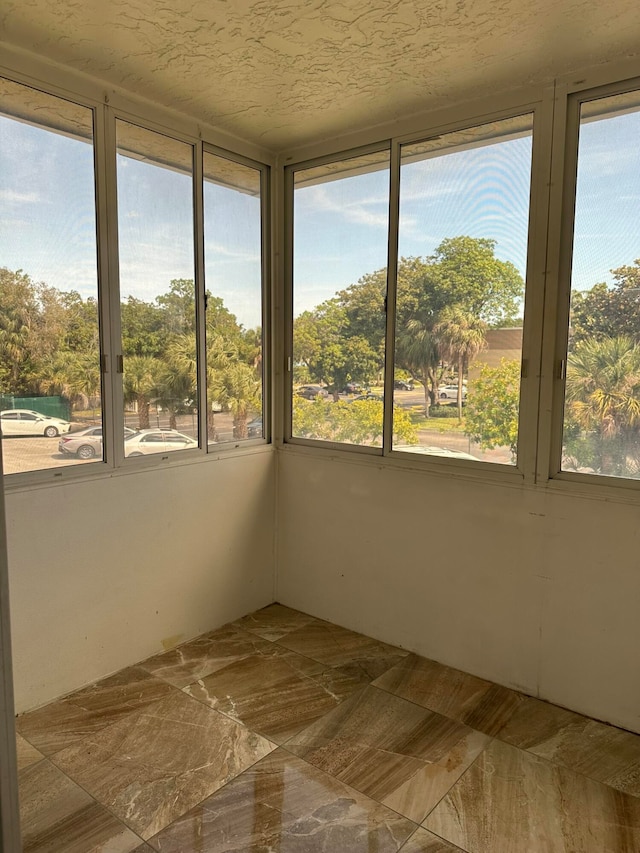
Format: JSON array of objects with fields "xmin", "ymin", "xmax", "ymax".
[
  {"xmin": 1, "ymin": 105, "xmax": 640, "ymax": 329},
  {"xmin": 0, "ymin": 114, "xmax": 263, "ymax": 329},
  {"xmin": 294, "ymin": 134, "xmax": 533, "ymax": 316}
]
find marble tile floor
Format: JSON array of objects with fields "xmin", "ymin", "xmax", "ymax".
[{"xmin": 14, "ymin": 603, "xmax": 640, "ymax": 852}]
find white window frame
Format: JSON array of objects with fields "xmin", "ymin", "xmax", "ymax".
[
  {"xmin": 539, "ymin": 69, "xmax": 640, "ymax": 498},
  {"xmin": 0, "ymin": 61, "xmax": 273, "ymax": 490},
  {"xmin": 284, "ymin": 141, "xmax": 392, "ymax": 457},
  {"xmin": 283, "ymin": 92, "xmax": 554, "ymax": 486},
  {"xmin": 202, "ymin": 143, "xmax": 272, "ymax": 449}
]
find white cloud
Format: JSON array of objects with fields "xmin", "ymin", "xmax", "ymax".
[
  {"xmin": 0, "ymin": 189, "xmax": 41, "ymax": 204},
  {"xmin": 205, "ymin": 241, "xmax": 260, "ymax": 262},
  {"xmin": 306, "ymin": 185, "xmax": 389, "ymax": 228}
]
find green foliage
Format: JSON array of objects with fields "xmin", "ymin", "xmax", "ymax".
[
  {"xmin": 429, "ymin": 237, "xmax": 523, "ymax": 326},
  {"xmin": 292, "ymin": 397, "xmax": 417, "ymax": 446},
  {"xmin": 293, "ymin": 299, "xmax": 380, "ymax": 395},
  {"xmin": 0, "ymin": 267, "xmax": 262, "ymax": 433},
  {"xmin": 121, "ymin": 297, "xmax": 165, "ymax": 358},
  {"xmin": 295, "ymin": 237, "xmax": 523, "ymax": 420},
  {"xmin": 464, "ymin": 359, "xmax": 520, "ymax": 458},
  {"xmin": 563, "ymin": 336, "xmax": 640, "ymax": 476},
  {"xmin": 570, "ymin": 261, "xmax": 640, "ymax": 347}
]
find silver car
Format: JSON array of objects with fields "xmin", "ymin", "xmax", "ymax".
[{"xmin": 59, "ymin": 425, "xmax": 137, "ymax": 459}]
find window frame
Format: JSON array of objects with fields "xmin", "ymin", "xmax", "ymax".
[
  {"xmin": 284, "ymin": 98, "xmax": 551, "ymax": 485},
  {"xmin": 0, "ymin": 67, "xmax": 273, "ymax": 490},
  {"xmin": 542, "ymin": 75, "xmax": 640, "ymax": 493},
  {"xmin": 108, "ymin": 110, "xmax": 203, "ymax": 471},
  {"xmin": 202, "ymin": 142, "xmax": 272, "ymax": 450},
  {"xmin": 284, "ymin": 140, "xmax": 392, "ymax": 456}
]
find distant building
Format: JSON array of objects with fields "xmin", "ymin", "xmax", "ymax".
[{"xmin": 468, "ymin": 327, "xmax": 523, "ymax": 380}]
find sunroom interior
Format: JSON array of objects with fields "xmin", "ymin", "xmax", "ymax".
[{"xmin": 2, "ymin": 2, "xmax": 640, "ymax": 834}]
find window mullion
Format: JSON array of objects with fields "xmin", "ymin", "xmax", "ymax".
[
  {"xmin": 536, "ymin": 83, "xmax": 578, "ymax": 483},
  {"xmin": 193, "ymin": 139, "xmax": 207, "ymax": 453},
  {"xmin": 514, "ymin": 90, "xmax": 556, "ymax": 484},
  {"xmin": 99, "ymin": 103, "xmax": 125, "ymax": 469},
  {"xmin": 383, "ymin": 140, "xmax": 401, "ymax": 455},
  {"xmin": 260, "ymin": 164, "xmax": 272, "ymax": 444}
]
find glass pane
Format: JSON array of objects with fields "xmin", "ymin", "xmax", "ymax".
[
  {"xmin": 392, "ymin": 115, "xmax": 533, "ymax": 465},
  {"xmin": 292, "ymin": 149, "xmax": 390, "ymax": 447},
  {"xmin": 0, "ymin": 78, "xmax": 102, "ymax": 474},
  {"xmin": 203, "ymin": 152, "xmax": 263, "ymax": 444},
  {"xmin": 562, "ymin": 92, "xmax": 640, "ymax": 479},
  {"xmin": 116, "ymin": 121, "xmax": 198, "ymax": 457}
]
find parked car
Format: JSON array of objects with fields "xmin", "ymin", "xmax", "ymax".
[
  {"xmin": 0, "ymin": 409, "xmax": 72, "ymax": 437},
  {"xmin": 296, "ymin": 385, "xmax": 329, "ymax": 400},
  {"xmin": 58, "ymin": 425, "xmax": 137, "ymax": 459},
  {"xmin": 124, "ymin": 429, "xmax": 198, "ymax": 456},
  {"xmin": 341, "ymin": 382, "xmax": 363, "ymax": 395},
  {"xmin": 438, "ymin": 385, "xmax": 467, "ymax": 400},
  {"xmin": 247, "ymin": 416, "xmax": 263, "ymax": 438},
  {"xmin": 394, "ymin": 379, "xmax": 414, "ymax": 391}
]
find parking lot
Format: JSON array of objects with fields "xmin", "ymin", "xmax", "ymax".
[{"xmin": 1, "ymin": 411, "xmax": 239, "ymax": 475}]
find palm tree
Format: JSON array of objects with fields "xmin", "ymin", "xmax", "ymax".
[
  {"xmin": 164, "ymin": 332, "xmax": 235, "ymax": 441},
  {"xmin": 212, "ymin": 360, "xmax": 260, "ymax": 439},
  {"xmin": 158, "ymin": 336, "xmax": 198, "ymax": 429},
  {"xmin": 434, "ymin": 307, "xmax": 487, "ymax": 420},
  {"xmin": 396, "ymin": 316, "xmax": 439, "ymax": 416},
  {"xmin": 565, "ymin": 336, "xmax": 640, "ymax": 475},
  {"xmin": 123, "ymin": 355, "xmax": 159, "ymax": 429}
]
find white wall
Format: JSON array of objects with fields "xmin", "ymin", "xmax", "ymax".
[
  {"xmin": 276, "ymin": 450, "xmax": 640, "ymax": 734},
  {"xmin": 7, "ymin": 449, "xmax": 276, "ymax": 713}
]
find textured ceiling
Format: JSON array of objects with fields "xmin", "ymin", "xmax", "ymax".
[{"xmin": 1, "ymin": 0, "xmax": 640, "ymax": 152}]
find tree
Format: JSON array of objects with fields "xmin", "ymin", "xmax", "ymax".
[
  {"xmin": 293, "ymin": 300, "xmax": 379, "ymax": 398},
  {"xmin": 121, "ymin": 297, "xmax": 165, "ymax": 358},
  {"xmin": 434, "ymin": 307, "xmax": 487, "ymax": 420},
  {"xmin": 156, "ymin": 279, "xmax": 197, "ymax": 336},
  {"xmin": 0, "ymin": 268, "xmax": 38, "ymax": 393},
  {"xmin": 571, "ymin": 260, "xmax": 640, "ymax": 347},
  {"xmin": 123, "ymin": 356, "xmax": 160, "ymax": 429},
  {"xmin": 396, "ymin": 316, "xmax": 440, "ymax": 417},
  {"xmin": 213, "ymin": 360, "xmax": 261, "ymax": 439},
  {"xmin": 429, "ymin": 236, "xmax": 523, "ymax": 326},
  {"xmin": 563, "ymin": 336, "xmax": 640, "ymax": 476},
  {"xmin": 292, "ymin": 238, "xmax": 524, "ymax": 419},
  {"xmin": 464, "ymin": 359, "xmax": 520, "ymax": 459}
]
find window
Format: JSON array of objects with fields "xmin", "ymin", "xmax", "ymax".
[
  {"xmin": 560, "ymin": 90, "xmax": 640, "ymax": 481},
  {"xmin": 0, "ymin": 78, "xmax": 101, "ymax": 475},
  {"xmin": 392, "ymin": 116, "xmax": 533, "ymax": 466},
  {"xmin": 116, "ymin": 121, "xmax": 198, "ymax": 458},
  {"xmin": 203, "ymin": 150, "xmax": 265, "ymax": 444},
  {"xmin": 287, "ymin": 119, "xmax": 534, "ymax": 466},
  {"xmin": 0, "ymin": 75, "xmax": 270, "ymax": 483},
  {"xmin": 290, "ymin": 148, "xmax": 391, "ymax": 448}
]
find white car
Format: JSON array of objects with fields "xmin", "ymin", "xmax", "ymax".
[
  {"xmin": 438, "ymin": 385, "xmax": 467, "ymax": 400},
  {"xmin": 0, "ymin": 409, "xmax": 72, "ymax": 437},
  {"xmin": 124, "ymin": 429, "xmax": 198, "ymax": 457}
]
